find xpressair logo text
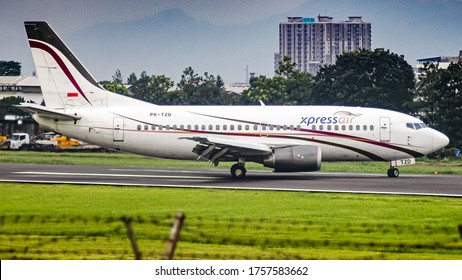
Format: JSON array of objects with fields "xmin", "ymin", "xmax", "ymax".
[{"xmin": 300, "ymin": 111, "xmax": 362, "ymax": 126}]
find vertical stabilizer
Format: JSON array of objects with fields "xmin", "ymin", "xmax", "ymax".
[{"xmin": 25, "ymin": 21, "xmax": 114, "ymax": 109}]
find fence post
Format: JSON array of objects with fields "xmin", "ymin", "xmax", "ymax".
[
  {"xmin": 122, "ymin": 216, "xmax": 142, "ymax": 260},
  {"xmin": 164, "ymin": 213, "xmax": 185, "ymax": 260},
  {"xmin": 458, "ymin": 224, "xmax": 462, "ymax": 239}
]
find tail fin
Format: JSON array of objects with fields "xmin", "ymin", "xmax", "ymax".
[{"xmin": 25, "ymin": 21, "xmax": 132, "ymax": 109}]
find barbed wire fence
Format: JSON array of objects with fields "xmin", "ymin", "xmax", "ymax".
[{"xmin": 0, "ymin": 214, "xmax": 461, "ymax": 260}]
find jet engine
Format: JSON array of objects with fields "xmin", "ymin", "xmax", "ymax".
[{"xmin": 263, "ymin": 145, "xmax": 321, "ymax": 172}]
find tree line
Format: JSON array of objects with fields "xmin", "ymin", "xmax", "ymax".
[{"xmin": 1, "ymin": 50, "xmax": 461, "ymax": 147}]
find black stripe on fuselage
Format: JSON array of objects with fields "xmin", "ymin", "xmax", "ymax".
[
  {"xmin": 108, "ymin": 112, "xmax": 407, "ymax": 161},
  {"xmin": 188, "ymin": 111, "xmax": 424, "ymax": 158}
]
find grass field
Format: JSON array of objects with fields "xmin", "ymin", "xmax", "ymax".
[
  {"xmin": 1, "ymin": 183, "xmax": 461, "ymax": 260},
  {"xmin": 0, "ymin": 151, "xmax": 461, "ymax": 259}
]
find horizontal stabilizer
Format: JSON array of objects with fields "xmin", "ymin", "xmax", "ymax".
[{"xmin": 16, "ymin": 103, "xmax": 81, "ymax": 121}]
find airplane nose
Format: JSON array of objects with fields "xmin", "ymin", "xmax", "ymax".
[{"xmin": 432, "ymin": 130, "xmax": 450, "ymax": 151}]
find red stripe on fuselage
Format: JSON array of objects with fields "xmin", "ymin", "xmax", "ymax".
[{"xmin": 29, "ymin": 40, "xmax": 92, "ymax": 106}]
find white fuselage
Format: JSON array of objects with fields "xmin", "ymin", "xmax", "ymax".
[{"xmin": 34, "ymin": 104, "xmax": 447, "ymax": 163}]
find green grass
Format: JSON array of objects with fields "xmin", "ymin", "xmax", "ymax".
[
  {"xmin": 0, "ymin": 183, "xmax": 461, "ymax": 260},
  {"xmin": 1, "ymin": 150, "xmax": 461, "ymax": 175}
]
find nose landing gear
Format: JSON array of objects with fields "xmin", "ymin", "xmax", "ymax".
[{"xmin": 387, "ymin": 167, "xmax": 399, "ymax": 178}]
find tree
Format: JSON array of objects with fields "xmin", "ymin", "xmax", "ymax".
[
  {"xmin": 101, "ymin": 69, "xmax": 128, "ymax": 94},
  {"xmin": 125, "ymin": 71, "xmax": 175, "ymax": 104},
  {"xmin": 0, "ymin": 96, "xmax": 30, "ymax": 119},
  {"xmin": 127, "ymin": 73, "xmax": 137, "ymax": 85},
  {"xmin": 313, "ymin": 49, "xmax": 415, "ymax": 112},
  {"xmin": 146, "ymin": 74, "xmax": 175, "ymax": 104},
  {"xmin": 176, "ymin": 67, "xmax": 228, "ymax": 105},
  {"xmin": 112, "ymin": 69, "xmax": 123, "ymax": 85},
  {"xmin": 130, "ymin": 71, "xmax": 153, "ymax": 101},
  {"xmin": 416, "ymin": 62, "xmax": 462, "ymax": 147},
  {"xmin": 243, "ymin": 75, "xmax": 287, "ymax": 105},
  {"xmin": 241, "ymin": 56, "xmax": 315, "ymax": 105},
  {"xmin": 275, "ymin": 56, "xmax": 296, "ymax": 79},
  {"xmin": 0, "ymin": 61, "xmax": 21, "ymax": 76}
]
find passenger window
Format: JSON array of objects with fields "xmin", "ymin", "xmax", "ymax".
[
  {"xmin": 201, "ymin": 125, "xmax": 206, "ymax": 130},
  {"xmin": 335, "ymin": 125, "xmax": 339, "ymax": 131},
  {"xmin": 230, "ymin": 125, "xmax": 235, "ymax": 130},
  {"xmin": 180, "ymin": 125, "xmax": 184, "ymax": 130},
  {"xmin": 137, "ymin": 125, "xmax": 141, "ymax": 131},
  {"xmin": 187, "ymin": 125, "xmax": 191, "ymax": 130},
  {"xmin": 216, "ymin": 125, "xmax": 220, "ymax": 130},
  {"xmin": 172, "ymin": 125, "xmax": 177, "ymax": 130},
  {"xmin": 261, "ymin": 124, "xmax": 266, "ymax": 130},
  {"xmin": 363, "ymin": 125, "xmax": 367, "ymax": 131},
  {"xmin": 312, "ymin": 125, "xmax": 316, "ymax": 130},
  {"xmin": 356, "ymin": 125, "xmax": 360, "ymax": 131},
  {"xmin": 253, "ymin": 124, "xmax": 258, "ymax": 130},
  {"xmin": 370, "ymin": 125, "xmax": 374, "ymax": 131},
  {"xmin": 341, "ymin": 125, "xmax": 346, "ymax": 131},
  {"xmin": 296, "ymin": 125, "xmax": 301, "ymax": 131},
  {"xmin": 158, "ymin": 125, "xmax": 163, "ymax": 131},
  {"xmin": 165, "ymin": 125, "xmax": 170, "ymax": 130},
  {"xmin": 151, "ymin": 125, "xmax": 156, "ymax": 130},
  {"xmin": 349, "ymin": 125, "xmax": 353, "ymax": 131},
  {"xmin": 238, "ymin": 125, "xmax": 242, "ymax": 130},
  {"xmin": 209, "ymin": 125, "xmax": 213, "ymax": 130},
  {"xmin": 269, "ymin": 125, "xmax": 274, "ymax": 131},
  {"xmin": 194, "ymin": 125, "xmax": 199, "ymax": 130},
  {"xmin": 327, "ymin": 125, "xmax": 332, "ymax": 130},
  {"xmin": 276, "ymin": 125, "xmax": 281, "ymax": 131},
  {"xmin": 223, "ymin": 125, "xmax": 227, "ymax": 130},
  {"xmin": 289, "ymin": 125, "xmax": 294, "ymax": 131},
  {"xmin": 144, "ymin": 125, "xmax": 148, "ymax": 130},
  {"xmin": 319, "ymin": 125, "xmax": 324, "ymax": 131},
  {"xmin": 245, "ymin": 125, "xmax": 249, "ymax": 130}
]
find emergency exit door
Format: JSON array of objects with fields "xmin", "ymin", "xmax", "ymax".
[
  {"xmin": 113, "ymin": 117, "xmax": 124, "ymax": 142},
  {"xmin": 379, "ymin": 117, "xmax": 391, "ymax": 142}
]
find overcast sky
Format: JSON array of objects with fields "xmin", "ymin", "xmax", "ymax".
[{"xmin": 1, "ymin": 0, "xmax": 461, "ymax": 83}]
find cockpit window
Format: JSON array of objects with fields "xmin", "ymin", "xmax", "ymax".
[{"xmin": 406, "ymin": 122, "xmax": 428, "ymax": 130}]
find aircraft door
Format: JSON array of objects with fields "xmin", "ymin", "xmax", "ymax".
[
  {"xmin": 113, "ymin": 117, "xmax": 124, "ymax": 142},
  {"xmin": 379, "ymin": 117, "xmax": 391, "ymax": 142}
]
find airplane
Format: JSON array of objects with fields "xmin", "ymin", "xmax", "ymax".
[{"xmin": 19, "ymin": 21, "xmax": 449, "ymax": 178}]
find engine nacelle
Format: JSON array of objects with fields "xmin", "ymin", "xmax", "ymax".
[{"xmin": 263, "ymin": 145, "xmax": 321, "ymax": 172}]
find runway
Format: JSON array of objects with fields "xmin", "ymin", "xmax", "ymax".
[{"xmin": 1, "ymin": 163, "xmax": 461, "ymax": 197}]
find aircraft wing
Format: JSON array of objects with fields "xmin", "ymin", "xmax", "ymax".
[
  {"xmin": 16, "ymin": 103, "xmax": 81, "ymax": 121},
  {"xmin": 181, "ymin": 136, "xmax": 272, "ymax": 165}
]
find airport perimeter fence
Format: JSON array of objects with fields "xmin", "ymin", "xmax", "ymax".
[{"xmin": 1, "ymin": 214, "xmax": 461, "ymax": 260}]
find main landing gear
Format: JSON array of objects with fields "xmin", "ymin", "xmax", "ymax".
[
  {"xmin": 230, "ymin": 158, "xmax": 247, "ymax": 178},
  {"xmin": 387, "ymin": 167, "xmax": 399, "ymax": 178}
]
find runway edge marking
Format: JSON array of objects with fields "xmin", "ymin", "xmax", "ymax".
[{"xmin": 1, "ymin": 179, "xmax": 461, "ymax": 198}]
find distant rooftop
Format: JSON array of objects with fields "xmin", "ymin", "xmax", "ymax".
[
  {"xmin": 0, "ymin": 76, "xmax": 39, "ymax": 87},
  {"xmin": 286, "ymin": 15, "xmax": 367, "ymax": 23}
]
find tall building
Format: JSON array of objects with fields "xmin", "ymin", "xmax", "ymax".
[{"xmin": 277, "ymin": 15, "xmax": 372, "ymax": 75}]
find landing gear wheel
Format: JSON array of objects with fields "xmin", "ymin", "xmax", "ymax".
[
  {"xmin": 231, "ymin": 163, "xmax": 247, "ymax": 179},
  {"xmin": 387, "ymin": 168, "xmax": 399, "ymax": 178}
]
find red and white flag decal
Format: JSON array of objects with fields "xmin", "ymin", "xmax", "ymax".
[{"xmin": 67, "ymin": 92, "xmax": 78, "ymax": 97}]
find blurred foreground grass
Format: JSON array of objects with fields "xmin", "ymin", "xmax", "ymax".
[{"xmin": 0, "ymin": 183, "xmax": 461, "ymax": 260}]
